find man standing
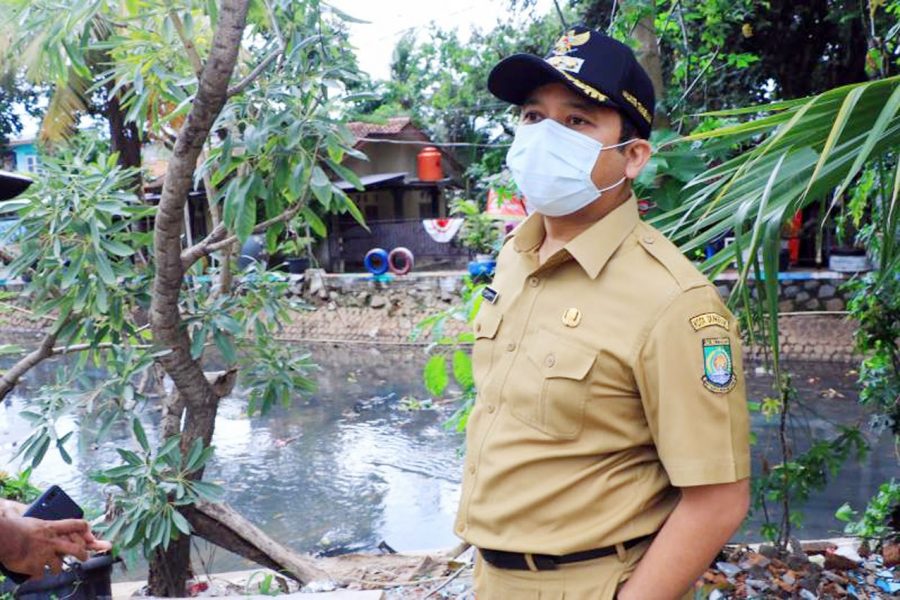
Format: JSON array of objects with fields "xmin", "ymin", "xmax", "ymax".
[{"xmin": 455, "ymin": 25, "xmax": 751, "ymax": 600}]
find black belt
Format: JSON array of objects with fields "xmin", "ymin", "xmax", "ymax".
[{"xmin": 479, "ymin": 533, "xmax": 654, "ymax": 571}]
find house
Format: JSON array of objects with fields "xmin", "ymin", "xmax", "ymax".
[
  {"xmin": 0, "ymin": 138, "xmax": 40, "ymax": 173},
  {"xmin": 323, "ymin": 116, "xmax": 469, "ymax": 272}
]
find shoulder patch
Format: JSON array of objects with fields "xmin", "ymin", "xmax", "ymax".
[
  {"xmin": 690, "ymin": 312, "xmax": 729, "ymax": 332},
  {"xmin": 701, "ymin": 337, "xmax": 736, "ymax": 393}
]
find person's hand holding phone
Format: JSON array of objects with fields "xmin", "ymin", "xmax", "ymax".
[{"xmin": 0, "ymin": 517, "xmax": 98, "ymax": 578}]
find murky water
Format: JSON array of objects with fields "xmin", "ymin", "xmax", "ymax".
[{"xmin": 0, "ymin": 342, "xmax": 896, "ymax": 580}]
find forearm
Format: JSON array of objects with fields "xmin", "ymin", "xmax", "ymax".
[{"xmin": 618, "ymin": 480, "xmax": 749, "ymax": 600}]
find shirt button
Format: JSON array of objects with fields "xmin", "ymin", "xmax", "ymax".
[
  {"xmin": 486, "ymin": 404, "xmax": 496, "ymax": 413},
  {"xmin": 529, "ymin": 276, "xmax": 540, "ymax": 287},
  {"xmin": 545, "ymin": 354, "xmax": 556, "ymax": 368},
  {"xmin": 643, "ymin": 235, "xmax": 655, "ymax": 244},
  {"xmin": 468, "ymin": 464, "xmax": 476, "ymax": 474},
  {"xmin": 456, "ymin": 523, "xmax": 466, "ymax": 534},
  {"xmin": 475, "ymin": 323, "xmax": 482, "ymax": 333},
  {"xmin": 506, "ymin": 342, "xmax": 517, "ymax": 352}
]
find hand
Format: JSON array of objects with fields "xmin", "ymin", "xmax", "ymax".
[
  {"xmin": 0, "ymin": 517, "xmax": 95, "ymax": 579},
  {"xmin": 0, "ymin": 499, "xmax": 28, "ymax": 518}
]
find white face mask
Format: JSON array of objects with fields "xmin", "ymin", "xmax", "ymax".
[{"xmin": 506, "ymin": 118, "xmax": 633, "ymax": 217}]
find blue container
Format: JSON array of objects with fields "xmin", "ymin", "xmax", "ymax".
[{"xmin": 468, "ymin": 259, "xmax": 496, "ymax": 278}]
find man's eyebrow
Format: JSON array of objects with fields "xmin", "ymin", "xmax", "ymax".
[
  {"xmin": 522, "ymin": 97, "xmax": 538, "ymax": 107},
  {"xmin": 563, "ymin": 99, "xmax": 600, "ymax": 113}
]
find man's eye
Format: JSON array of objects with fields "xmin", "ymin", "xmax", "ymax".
[
  {"xmin": 568, "ymin": 116, "xmax": 589, "ymax": 126},
  {"xmin": 521, "ymin": 111, "xmax": 542, "ymax": 123}
]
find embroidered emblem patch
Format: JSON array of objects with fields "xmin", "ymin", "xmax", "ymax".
[
  {"xmin": 562, "ymin": 308, "xmax": 582, "ymax": 328},
  {"xmin": 690, "ymin": 312, "xmax": 729, "ymax": 332},
  {"xmin": 702, "ymin": 338, "xmax": 736, "ymax": 393},
  {"xmin": 546, "ymin": 55, "xmax": 585, "ymax": 74},
  {"xmin": 553, "ymin": 30, "xmax": 591, "ymax": 55}
]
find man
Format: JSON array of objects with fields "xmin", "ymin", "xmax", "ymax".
[
  {"xmin": 455, "ymin": 25, "xmax": 751, "ymax": 600},
  {"xmin": 0, "ymin": 498, "xmax": 111, "ymax": 580}
]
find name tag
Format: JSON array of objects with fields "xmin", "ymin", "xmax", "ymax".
[{"xmin": 482, "ymin": 287, "xmax": 499, "ymax": 304}]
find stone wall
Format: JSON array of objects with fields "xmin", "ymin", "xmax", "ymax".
[
  {"xmin": 713, "ymin": 272, "xmax": 852, "ymax": 313},
  {"xmin": 0, "ymin": 269, "xmax": 859, "ymax": 361}
]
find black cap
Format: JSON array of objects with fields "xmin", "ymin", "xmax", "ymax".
[
  {"xmin": 0, "ymin": 170, "xmax": 33, "ymax": 201},
  {"xmin": 487, "ymin": 25, "xmax": 655, "ymax": 138}
]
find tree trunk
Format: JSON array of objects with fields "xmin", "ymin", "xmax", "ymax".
[
  {"xmin": 184, "ymin": 501, "xmax": 334, "ymax": 586},
  {"xmin": 148, "ymin": 0, "xmax": 250, "ymax": 594},
  {"xmin": 632, "ymin": 4, "xmax": 668, "ymax": 129}
]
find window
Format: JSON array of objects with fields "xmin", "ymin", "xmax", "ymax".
[{"xmin": 23, "ymin": 155, "xmax": 40, "ymax": 172}]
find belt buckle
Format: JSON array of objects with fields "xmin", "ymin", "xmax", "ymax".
[{"xmin": 532, "ymin": 554, "xmax": 557, "ymax": 571}]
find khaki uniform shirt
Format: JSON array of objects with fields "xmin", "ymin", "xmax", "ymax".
[{"xmin": 455, "ymin": 194, "xmax": 751, "ymax": 555}]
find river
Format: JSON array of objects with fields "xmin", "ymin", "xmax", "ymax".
[{"xmin": 0, "ymin": 342, "xmax": 896, "ymax": 579}]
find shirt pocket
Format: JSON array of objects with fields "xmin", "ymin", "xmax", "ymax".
[
  {"xmin": 513, "ymin": 329, "xmax": 596, "ymax": 440},
  {"xmin": 472, "ymin": 310, "xmax": 502, "ymax": 388}
]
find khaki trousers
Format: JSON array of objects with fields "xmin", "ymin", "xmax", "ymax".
[{"xmin": 473, "ymin": 540, "xmax": 694, "ymax": 600}]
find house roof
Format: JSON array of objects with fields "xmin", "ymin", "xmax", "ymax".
[
  {"xmin": 334, "ymin": 172, "xmax": 407, "ymax": 191},
  {"xmin": 347, "ymin": 117, "xmax": 414, "ymax": 140}
]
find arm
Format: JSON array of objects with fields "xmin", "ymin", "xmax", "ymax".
[{"xmin": 617, "ymin": 478, "xmax": 750, "ymax": 600}]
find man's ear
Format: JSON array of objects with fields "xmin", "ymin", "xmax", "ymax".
[{"xmin": 624, "ymin": 139, "xmax": 653, "ymax": 180}]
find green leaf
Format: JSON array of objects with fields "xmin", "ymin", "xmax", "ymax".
[
  {"xmin": 300, "ymin": 207, "xmax": 327, "ymax": 237},
  {"xmin": 94, "ymin": 251, "xmax": 117, "ymax": 285},
  {"xmin": 171, "ymin": 509, "xmax": 191, "ymax": 535},
  {"xmin": 834, "ymin": 502, "xmax": 855, "ymax": 522},
  {"xmin": 451, "ymin": 349, "xmax": 474, "ymax": 391},
  {"xmin": 131, "ymin": 417, "xmax": 150, "ymax": 453},
  {"xmin": 101, "ymin": 239, "xmax": 136, "ymax": 258},
  {"xmin": 310, "ymin": 166, "xmax": 332, "ymax": 206},
  {"xmin": 236, "ymin": 193, "xmax": 257, "ymax": 244},
  {"xmin": 423, "ymin": 354, "xmax": 449, "ymax": 397},
  {"xmin": 184, "ymin": 439, "xmax": 205, "ymax": 472},
  {"xmin": 61, "ymin": 250, "xmax": 86, "ymax": 289},
  {"xmin": 190, "ymin": 480, "xmax": 224, "ymax": 502},
  {"xmin": 213, "ymin": 330, "xmax": 237, "ymax": 364},
  {"xmin": 190, "ymin": 325, "xmax": 208, "ymax": 360}
]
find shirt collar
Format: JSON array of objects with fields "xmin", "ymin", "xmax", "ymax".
[{"xmin": 511, "ymin": 194, "xmax": 640, "ymax": 279}]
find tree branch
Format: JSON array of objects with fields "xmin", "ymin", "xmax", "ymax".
[
  {"xmin": 51, "ymin": 341, "xmax": 154, "ymax": 355},
  {"xmin": 180, "ymin": 200, "xmax": 304, "ymax": 270},
  {"xmin": 169, "ymin": 9, "xmax": 204, "ymax": 78},
  {"xmin": 226, "ymin": 47, "xmax": 282, "ymax": 97},
  {"xmin": 0, "ymin": 327, "xmax": 61, "ymax": 401}
]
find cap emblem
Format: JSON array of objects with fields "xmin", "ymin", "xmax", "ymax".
[
  {"xmin": 553, "ymin": 30, "xmax": 591, "ymax": 55},
  {"xmin": 546, "ymin": 55, "xmax": 585, "ymax": 74}
]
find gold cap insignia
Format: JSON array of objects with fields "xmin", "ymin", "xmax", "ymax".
[
  {"xmin": 562, "ymin": 308, "xmax": 582, "ymax": 328},
  {"xmin": 553, "ymin": 30, "xmax": 591, "ymax": 56}
]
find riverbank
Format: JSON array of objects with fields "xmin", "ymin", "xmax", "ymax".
[
  {"xmin": 108, "ymin": 536, "xmax": 898, "ymax": 599},
  {"xmin": 0, "ymin": 270, "xmax": 859, "ymax": 362}
]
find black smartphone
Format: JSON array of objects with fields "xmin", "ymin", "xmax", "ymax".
[
  {"xmin": 1, "ymin": 486, "xmax": 84, "ymax": 585},
  {"xmin": 23, "ymin": 485, "xmax": 84, "ymax": 521}
]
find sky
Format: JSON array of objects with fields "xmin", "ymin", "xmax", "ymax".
[
  {"xmin": 329, "ymin": 0, "xmax": 556, "ymax": 80},
  {"xmin": 13, "ymin": 0, "xmax": 555, "ymax": 139}
]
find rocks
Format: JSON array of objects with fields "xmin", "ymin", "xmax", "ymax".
[
  {"xmin": 824, "ymin": 298, "xmax": 845, "ymax": 311},
  {"xmin": 369, "ymin": 295, "xmax": 387, "ymax": 309},
  {"xmin": 823, "ymin": 552, "xmax": 859, "ymax": 571},
  {"xmin": 817, "ymin": 284, "xmax": 836, "ymax": 298},
  {"xmin": 883, "ymin": 542, "xmax": 900, "ymax": 568}
]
